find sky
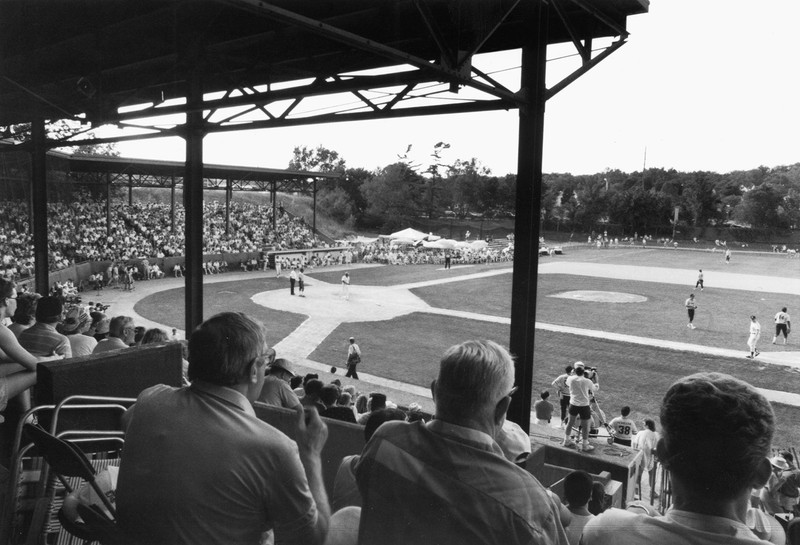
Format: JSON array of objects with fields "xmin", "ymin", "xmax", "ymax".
[{"xmin": 112, "ymin": 0, "xmax": 800, "ymax": 177}]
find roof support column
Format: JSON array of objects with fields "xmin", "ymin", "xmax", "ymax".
[
  {"xmin": 507, "ymin": 1, "xmax": 549, "ymax": 433},
  {"xmin": 105, "ymin": 172, "xmax": 112, "ymax": 236},
  {"xmin": 31, "ymin": 118, "xmax": 49, "ymax": 296},
  {"xmin": 271, "ymin": 181, "xmax": 277, "ymax": 233},
  {"xmin": 170, "ymin": 176, "xmax": 176, "ymax": 233},
  {"xmin": 312, "ymin": 179, "xmax": 317, "ymax": 239},
  {"xmin": 225, "ymin": 177, "xmax": 232, "ymax": 236},
  {"xmin": 183, "ymin": 56, "xmax": 205, "ymax": 334}
]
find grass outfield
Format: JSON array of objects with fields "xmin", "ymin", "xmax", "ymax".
[{"xmin": 134, "ymin": 250, "xmax": 800, "ymax": 447}]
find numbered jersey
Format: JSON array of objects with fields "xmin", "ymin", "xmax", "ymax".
[{"xmin": 608, "ymin": 417, "xmax": 637, "ymax": 441}]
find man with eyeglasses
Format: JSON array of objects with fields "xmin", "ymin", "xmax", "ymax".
[
  {"xmin": 355, "ymin": 339, "xmax": 568, "ymax": 545},
  {"xmin": 117, "ymin": 312, "xmax": 331, "ymax": 545}
]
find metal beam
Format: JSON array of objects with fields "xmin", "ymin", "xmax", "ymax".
[
  {"xmin": 546, "ymin": 38, "xmax": 627, "ymax": 100},
  {"xmin": 184, "ymin": 50, "xmax": 206, "ymax": 334},
  {"xmin": 507, "ymin": 1, "xmax": 549, "ymax": 434},
  {"xmin": 215, "ymin": 0, "xmax": 524, "ymax": 105},
  {"xmin": 31, "ymin": 118, "xmax": 49, "ymax": 296}
]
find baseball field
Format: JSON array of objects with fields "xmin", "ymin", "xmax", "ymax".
[{"xmin": 133, "ymin": 244, "xmax": 800, "ymax": 447}]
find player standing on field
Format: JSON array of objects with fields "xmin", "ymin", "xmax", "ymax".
[
  {"xmin": 685, "ymin": 294, "xmax": 697, "ymax": 329},
  {"xmin": 773, "ymin": 307, "xmax": 791, "ymax": 345},
  {"xmin": 694, "ymin": 270, "xmax": 704, "ymax": 291},
  {"xmin": 747, "ymin": 315, "xmax": 761, "ymax": 359}
]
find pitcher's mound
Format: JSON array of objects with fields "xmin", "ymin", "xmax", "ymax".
[{"xmin": 550, "ymin": 290, "xmax": 647, "ymax": 303}]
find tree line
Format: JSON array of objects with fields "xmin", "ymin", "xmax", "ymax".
[{"xmin": 289, "ymin": 145, "xmax": 800, "ymax": 235}]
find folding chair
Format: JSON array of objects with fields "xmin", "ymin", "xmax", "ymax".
[
  {"xmin": 22, "ymin": 424, "xmax": 128, "ymax": 545},
  {"xmin": 1, "ymin": 396, "xmax": 132, "ymax": 545}
]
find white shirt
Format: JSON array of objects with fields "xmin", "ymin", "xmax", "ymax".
[
  {"xmin": 583, "ymin": 508, "xmax": 770, "ymax": 545},
  {"xmin": 341, "ymin": 275, "xmax": 350, "ymax": 285},
  {"xmin": 566, "ymin": 375, "xmax": 596, "ymax": 407},
  {"xmin": 633, "ymin": 429, "xmax": 660, "ymax": 470},
  {"xmin": 749, "ymin": 321, "xmax": 761, "ymax": 337}
]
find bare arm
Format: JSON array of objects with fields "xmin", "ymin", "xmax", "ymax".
[
  {"xmin": 0, "ymin": 326, "xmax": 39, "ymax": 371},
  {"xmin": 293, "ymin": 405, "xmax": 330, "ymax": 545}
]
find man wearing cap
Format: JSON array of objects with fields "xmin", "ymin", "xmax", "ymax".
[
  {"xmin": 256, "ymin": 356, "xmax": 302, "ymax": 410},
  {"xmin": 345, "ymin": 337, "xmax": 361, "ymax": 380},
  {"xmin": 356, "ymin": 340, "xmax": 568, "ymax": 545},
  {"xmin": 563, "ymin": 362, "xmax": 598, "ymax": 452},
  {"xmin": 18, "ymin": 295, "xmax": 71, "ymax": 359},
  {"xmin": 583, "ymin": 373, "xmax": 778, "ymax": 545},
  {"xmin": 59, "ymin": 306, "xmax": 98, "ymax": 357},
  {"xmin": 93, "ymin": 316, "xmax": 136, "ymax": 354},
  {"xmin": 760, "ymin": 455, "xmax": 790, "ymax": 515}
]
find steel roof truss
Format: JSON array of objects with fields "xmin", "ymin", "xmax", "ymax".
[{"xmin": 215, "ymin": 0, "xmax": 523, "ymax": 106}]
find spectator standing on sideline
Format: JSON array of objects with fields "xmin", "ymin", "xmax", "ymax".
[
  {"xmin": 355, "ymin": 340, "xmax": 569, "ymax": 545},
  {"xmin": 116, "ymin": 312, "xmax": 331, "ymax": 545},
  {"xmin": 534, "ymin": 390, "xmax": 555, "ymax": 426},
  {"xmin": 563, "ymin": 362, "xmax": 598, "ymax": 452},
  {"xmin": 607, "ymin": 406, "xmax": 638, "ymax": 447},
  {"xmin": 773, "ymin": 307, "xmax": 791, "ymax": 345},
  {"xmin": 341, "ymin": 272, "xmax": 350, "ymax": 300},
  {"xmin": 552, "ymin": 365, "xmax": 573, "ymax": 427},
  {"xmin": 633, "ymin": 419, "xmax": 660, "ymax": 501},
  {"xmin": 345, "ymin": 337, "xmax": 361, "ymax": 379},
  {"xmin": 694, "ymin": 269, "xmax": 704, "ymax": 291},
  {"xmin": 582, "ymin": 372, "xmax": 777, "ymax": 545},
  {"xmin": 747, "ymin": 315, "xmax": 761, "ymax": 359},
  {"xmin": 18, "ymin": 296, "xmax": 71, "ymax": 359},
  {"xmin": 289, "ymin": 267, "xmax": 298, "ymax": 295},
  {"xmin": 685, "ymin": 294, "xmax": 697, "ymax": 329}
]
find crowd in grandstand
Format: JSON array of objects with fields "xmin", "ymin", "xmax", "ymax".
[{"xmin": 0, "ymin": 192, "xmax": 319, "ymax": 278}]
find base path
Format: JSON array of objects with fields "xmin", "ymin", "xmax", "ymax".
[{"xmin": 99, "ymin": 262, "xmax": 800, "ymax": 410}]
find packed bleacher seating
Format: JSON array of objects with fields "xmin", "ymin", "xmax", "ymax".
[{"xmin": 0, "ymin": 192, "xmax": 320, "ymax": 278}]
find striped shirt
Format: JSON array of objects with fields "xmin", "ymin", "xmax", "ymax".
[
  {"xmin": 18, "ymin": 322, "xmax": 71, "ymax": 358},
  {"xmin": 355, "ymin": 419, "xmax": 568, "ymax": 545}
]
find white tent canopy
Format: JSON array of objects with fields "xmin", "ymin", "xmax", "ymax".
[{"xmin": 388, "ymin": 227, "xmax": 428, "ymax": 241}]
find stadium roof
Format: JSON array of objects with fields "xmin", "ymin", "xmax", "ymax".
[{"xmin": 1, "ymin": 0, "xmax": 648, "ymax": 145}]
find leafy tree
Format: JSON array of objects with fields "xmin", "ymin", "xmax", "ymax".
[
  {"xmin": 317, "ymin": 186, "xmax": 355, "ymax": 228},
  {"xmin": 680, "ymin": 171, "xmax": 722, "ymax": 226},
  {"xmin": 360, "ymin": 162, "xmax": 425, "ymax": 229},
  {"xmin": 287, "ymin": 145, "xmax": 346, "ymax": 173},
  {"xmin": 733, "ymin": 183, "xmax": 785, "ymax": 228}
]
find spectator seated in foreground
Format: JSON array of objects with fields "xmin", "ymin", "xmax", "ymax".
[
  {"xmin": 256, "ymin": 355, "xmax": 300, "ymax": 410},
  {"xmin": 116, "ymin": 311, "xmax": 331, "ymax": 545},
  {"xmin": 582, "ymin": 372, "xmax": 782, "ymax": 545},
  {"xmin": 319, "ymin": 384, "xmax": 357, "ymax": 424},
  {"xmin": 92, "ymin": 316, "xmax": 135, "ymax": 354},
  {"xmin": 355, "ymin": 339, "xmax": 568, "ymax": 545},
  {"xmin": 18, "ymin": 295, "xmax": 72, "ymax": 359},
  {"xmin": 332, "ymin": 408, "xmax": 407, "ymax": 512}
]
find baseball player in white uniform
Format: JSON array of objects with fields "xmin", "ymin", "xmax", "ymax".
[{"xmin": 747, "ymin": 315, "xmax": 761, "ymax": 359}]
